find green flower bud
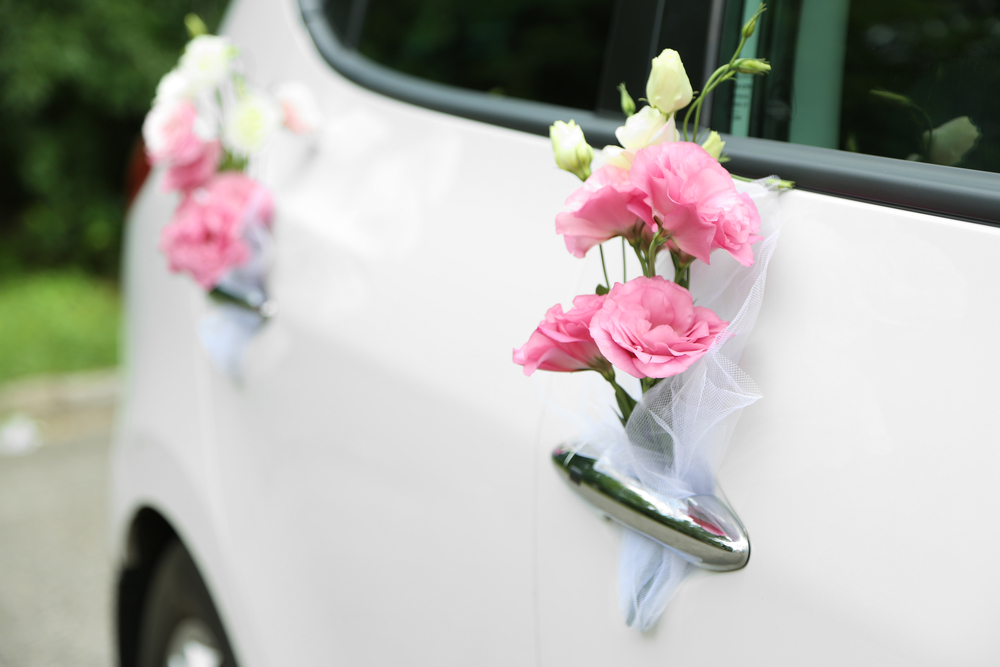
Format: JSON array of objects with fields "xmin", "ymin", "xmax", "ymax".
[
  {"xmin": 617, "ymin": 83, "xmax": 636, "ymax": 117},
  {"xmin": 742, "ymin": 3, "xmax": 765, "ymax": 39},
  {"xmin": 550, "ymin": 120, "xmax": 594, "ymax": 181},
  {"xmin": 733, "ymin": 58, "xmax": 771, "ymax": 75},
  {"xmin": 185, "ymin": 13, "xmax": 209, "ymax": 38}
]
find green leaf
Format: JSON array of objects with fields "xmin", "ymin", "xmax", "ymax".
[{"xmin": 596, "ymin": 284, "xmax": 609, "ymax": 296}]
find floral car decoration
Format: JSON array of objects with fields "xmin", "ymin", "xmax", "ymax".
[
  {"xmin": 515, "ymin": 4, "xmax": 789, "ymax": 630},
  {"xmin": 141, "ymin": 15, "xmax": 320, "ymax": 378}
]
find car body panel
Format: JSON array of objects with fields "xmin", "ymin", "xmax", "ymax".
[{"xmin": 113, "ymin": 0, "xmax": 1000, "ymax": 664}]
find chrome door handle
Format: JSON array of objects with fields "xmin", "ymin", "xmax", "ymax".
[{"xmin": 552, "ymin": 446, "xmax": 750, "ymax": 571}]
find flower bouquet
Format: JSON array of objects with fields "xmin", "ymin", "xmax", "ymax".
[
  {"xmin": 515, "ymin": 4, "xmax": 786, "ymax": 630},
  {"xmin": 142, "ymin": 15, "xmax": 320, "ymax": 379}
]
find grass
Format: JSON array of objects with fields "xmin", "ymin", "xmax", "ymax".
[{"xmin": 0, "ymin": 272, "xmax": 119, "ymax": 383}]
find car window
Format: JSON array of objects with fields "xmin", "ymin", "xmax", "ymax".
[
  {"xmin": 711, "ymin": 0, "xmax": 999, "ymax": 174},
  {"xmin": 324, "ymin": 0, "xmax": 616, "ymax": 111}
]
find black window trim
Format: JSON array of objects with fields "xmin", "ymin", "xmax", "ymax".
[{"xmin": 298, "ymin": 0, "xmax": 1000, "ymax": 226}]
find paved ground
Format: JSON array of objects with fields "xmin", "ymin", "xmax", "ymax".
[{"xmin": 0, "ymin": 370, "xmax": 118, "ymax": 667}]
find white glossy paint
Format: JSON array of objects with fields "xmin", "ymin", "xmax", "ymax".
[{"xmin": 112, "ymin": 0, "xmax": 1000, "ymax": 665}]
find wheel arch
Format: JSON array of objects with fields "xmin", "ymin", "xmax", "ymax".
[{"xmin": 116, "ymin": 506, "xmax": 178, "ymax": 667}]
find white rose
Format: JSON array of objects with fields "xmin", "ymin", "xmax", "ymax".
[
  {"xmin": 224, "ymin": 92, "xmax": 282, "ymax": 154},
  {"xmin": 700, "ymin": 131, "xmax": 725, "ymax": 160},
  {"xmin": 646, "ymin": 49, "xmax": 693, "ymax": 116},
  {"xmin": 275, "ymin": 81, "xmax": 323, "ymax": 134},
  {"xmin": 614, "ymin": 106, "xmax": 678, "ymax": 151},
  {"xmin": 925, "ymin": 116, "xmax": 979, "ymax": 166},
  {"xmin": 179, "ymin": 35, "xmax": 236, "ymax": 91},
  {"xmin": 550, "ymin": 120, "xmax": 593, "ymax": 181}
]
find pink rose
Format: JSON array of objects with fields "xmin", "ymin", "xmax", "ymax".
[
  {"xmin": 590, "ymin": 276, "xmax": 727, "ymax": 379},
  {"xmin": 162, "ymin": 140, "xmax": 222, "ymax": 192},
  {"xmin": 143, "ymin": 99, "xmax": 205, "ymax": 166},
  {"xmin": 555, "ymin": 165, "xmax": 651, "ymax": 258},
  {"xmin": 513, "ymin": 294, "xmax": 609, "ymax": 375},
  {"xmin": 628, "ymin": 142, "xmax": 761, "ymax": 266},
  {"xmin": 159, "ymin": 172, "xmax": 274, "ymax": 289}
]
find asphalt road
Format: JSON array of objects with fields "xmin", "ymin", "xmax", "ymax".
[{"xmin": 0, "ymin": 372, "xmax": 117, "ymax": 667}]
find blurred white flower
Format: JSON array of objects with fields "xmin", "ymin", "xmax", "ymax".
[
  {"xmin": 275, "ymin": 81, "xmax": 322, "ymax": 134},
  {"xmin": 925, "ymin": 116, "xmax": 979, "ymax": 166},
  {"xmin": 179, "ymin": 35, "xmax": 236, "ymax": 92},
  {"xmin": 154, "ymin": 69, "xmax": 196, "ymax": 104},
  {"xmin": 224, "ymin": 91, "xmax": 282, "ymax": 154},
  {"xmin": 700, "ymin": 130, "xmax": 725, "ymax": 160},
  {"xmin": 550, "ymin": 119, "xmax": 593, "ymax": 180},
  {"xmin": 646, "ymin": 49, "xmax": 693, "ymax": 116},
  {"xmin": 614, "ymin": 106, "xmax": 677, "ymax": 151}
]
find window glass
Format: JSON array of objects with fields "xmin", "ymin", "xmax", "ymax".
[
  {"xmin": 712, "ymin": 0, "xmax": 1000, "ymax": 174},
  {"xmin": 326, "ymin": 0, "xmax": 616, "ymax": 110}
]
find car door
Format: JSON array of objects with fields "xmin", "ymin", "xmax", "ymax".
[
  {"xmin": 204, "ymin": 0, "xmax": 628, "ymax": 664},
  {"xmin": 535, "ymin": 1, "xmax": 1000, "ymax": 665},
  {"xmin": 221, "ymin": 0, "xmax": 1000, "ymax": 664}
]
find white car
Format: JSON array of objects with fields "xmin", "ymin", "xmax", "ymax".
[{"xmin": 114, "ymin": 0, "xmax": 1000, "ymax": 665}]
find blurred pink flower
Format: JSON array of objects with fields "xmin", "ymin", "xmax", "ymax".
[
  {"xmin": 555, "ymin": 165, "xmax": 650, "ymax": 258},
  {"xmin": 160, "ymin": 172, "xmax": 274, "ymax": 289},
  {"xmin": 143, "ymin": 99, "xmax": 205, "ymax": 166},
  {"xmin": 162, "ymin": 140, "xmax": 222, "ymax": 192},
  {"xmin": 275, "ymin": 81, "xmax": 322, "ymax": 135},
  {"xmin": 628, "ymin": 142, "xmax": 760, "ymax": 266},
  {"xmin": 513, "ymin": 294, "xmax": 609, "ymax": 375},
  {"xmin": 590, "ymin": 276, "xmax": 727, "ymax": 379}
]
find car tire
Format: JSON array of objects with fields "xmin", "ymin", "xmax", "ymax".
[{"xmin": 136, "ymin": 538, "xmax": 239, "ymax": 667}]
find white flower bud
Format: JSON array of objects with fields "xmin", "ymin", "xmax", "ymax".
[
  {"xmin": 700, "ymin": 131, "xmax": 725, "ymax": 160},
  {"xmin": 550, "ymin": 120, "xmax": 593, "ymax": 181},
  {"xmin": 275, "ymin": 81, "xmax": 322, "ymax": 134},
  {"xmin": 224, "ymin": 91, "xmax": 281, "ymax": 154},
  {"xmin": 646, "ymin": 49, "xmax": 693, "ymax": 116},
  {"xmin": 925, "ymin": 116, "xmax": 980, "ymax": 166},
  {"xmin": 614, "ymin": 106, "xmax": 677, "ymax": 151},
  {"xmin": 179, "ymin": 35, "xmax": 236, "ymax": 92}
]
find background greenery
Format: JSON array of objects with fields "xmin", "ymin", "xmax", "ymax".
[{"xmin": 0, "ymin": 0, "xmax": 229, "ymax": 380}]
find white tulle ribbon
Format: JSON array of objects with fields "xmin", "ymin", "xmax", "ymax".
[
  {"xmin": 575, "ymin": 177, "xmax": 782, "ymax": 630},
  {"xmin": 200, "ymin": 196, "xmax": 275, "ymax": 381}
]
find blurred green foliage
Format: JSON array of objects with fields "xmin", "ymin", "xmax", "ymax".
[
  {"xmin": 0, "ymin": 0, "xmax": 230, "ymax": 279},
  {"xmin": 0, "ymin": 272, "xmax": 119, "ymax": 381}
]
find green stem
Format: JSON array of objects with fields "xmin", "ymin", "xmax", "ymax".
[
  {"xmin": 683, "ymin": 70, "xmax": 733, "ymax": 142},
  {"xmin": 598, "ymin": 245, "xmax": 610, "ymax": 290},
  {"xmin": 640, "ymin": 377, "xmax": 661, "ymax": 394},
  {"xmin": 594, "ymin": 364, "xmax": 637, "ymax": 425},
  {"xmin": 683, "ymin": 65, "xmax": 726, "ymax": 141},
  {"xmin": 671, "ymin": 252, "xmax": 692, "ymax": 290}
]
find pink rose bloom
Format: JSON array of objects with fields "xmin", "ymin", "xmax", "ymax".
[
  {"xmin": 555, "ymin": 165, "xmax": 651, "ymax": 259},
  {"xmin": 513, "ymin": 294, "xmax": 609, "ymax": 375},
  {"xmin": 590, "ymin": 276, "xmax": 728, "ymax": 379},
  {"xmin": 143, "ymin": 99, "xmax": 205, "ymax": 166},
  {"xmin": 628, "ymin": 142, "xmax": 761, "ymax": 266},
  {"xmin": 160, "ymin": 172, "xmax": 274, "ymax": 289},
  {"xmin": 162, "ymin": 140, "xmax": 222, "ymax": 192}
]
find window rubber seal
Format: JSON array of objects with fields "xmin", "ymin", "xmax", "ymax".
[{"xmin": 298, "ymin": 0, "xmax": 1000, "ymax": 226}]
